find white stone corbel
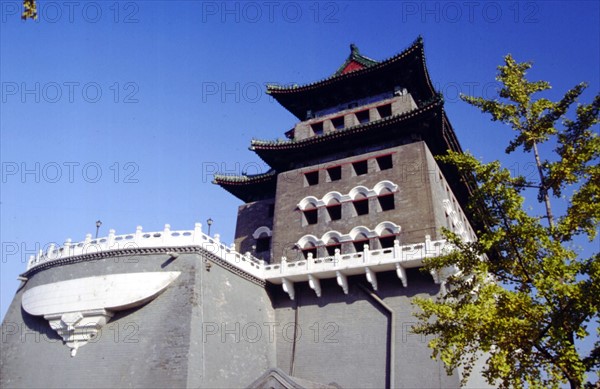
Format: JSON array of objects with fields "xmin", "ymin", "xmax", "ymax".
[
  {"xmin": 282, "ymin": 278, "xmax": 295, "ymax": 300},
  {"xmin": 22, "ymin": 271, "xmax": 180, "ymax": 356},
  {"xmin": 46, "ymin": 309, "xmax": 113, "ymax": 357},
  {"xmin": 395, "ymin": 263, "xmax": 407, "ymax": 287},
  {"xmin": 365, "ymin": 267, "xmax": 378, "ymax": 291},
  {"xmin": 336, "ymin": 271, "xmax": 348, "ymax": 294},
  {"xmin": 308, "ymin": 274, "xmax": 322, "ymax": 297}
]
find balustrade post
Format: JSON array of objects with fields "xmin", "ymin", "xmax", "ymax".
[
  {"xmin": 193, "ymin": 223, "xmax": 202, "ymax": 244},
  {"xmin": 306, "ymin": 252, "xmax": 314, "ymax": 271},
  {"xmin": 393, "ymin": 239, "xmax": 400, "ymax": 260},
  {"xmin": 47, "ymin": 243, "xmax": 56, "ymax": 260},
  {"xmin": 424, "ymin": 234, "xmax": 432, "ymax": 256},
  {"xmin": 64, "ymin": 239, "xmax": 72, "ymax": 257},
  {"xmin": 363, "ymin": 244, "xmax": 370, "ymax": 263},
  {"xmin": 162, "ymin": 224, "xmax": 171, "ymax": 244},
  {"xmin": 107, "ymin": 229, "xmax": 116, "ymax": 249},
  {"xmin": 135, "ymin": 226, "xmax": 143, "ymax": 241}
]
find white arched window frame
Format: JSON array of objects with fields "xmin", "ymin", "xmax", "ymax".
[
  {"xmin": 298, "ymin": 196, "xmax": 320, "ymax": 211},
  {"xmin": 374, "ymin": 221, "xmax": 401, "ymax": 236},
  {"xmin": 324, "ymin": 194, "xmax": 342, "ymax": 221},
  {"xmin": 252, "ymin": 226, "xmax": 272, "ymax": 239},
  {"xmin": 349, "ymin": 226, "xmax": 374, "ymax": 252},
  {"xmin": 349, "ymin": 186, "xmax": 371, "ymax": 201},
  {"xmin": 252, "ymin": 226, "xmax": 272, "ymax": 253},
  {"xmin": 375, "ymin": 221, "xmax": 401, "ymax": 249},
  {"xmin": 321, "ymin": 230, "xmax": 343, "ymax": 255},
  {"xmin": 297, "ymin": 235, "xmax": 320, "ymax": 259},
  {"xmin": 373, "ymin": 180, "xmax": 398, "ymax": 195}
]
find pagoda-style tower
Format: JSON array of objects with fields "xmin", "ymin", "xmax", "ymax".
[
  {"xmin": 1, "ymin": 38, "xmax": 489, "ymax": 389},
  {"xmin": 216, "ymin": 38, "xmax": 476, "ymax": 265}
]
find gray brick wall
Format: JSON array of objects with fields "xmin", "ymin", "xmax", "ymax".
[
  {"xmin": 269, "ymin": 270, "xmax": 462, "ymax": 388},
  {"xmin": 235, "ymin": 199, "xmax": 275, "ymax": 261},
  {"xmin": 0, "ymin": 250, "xmax": 274, "ymax": 389},
  {"xmin": 270, "ymin": 141, "xmax": 447, "ymax": 263}
]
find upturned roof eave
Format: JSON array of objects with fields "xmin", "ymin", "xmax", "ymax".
[
  {"xmin": 266, "ymin": 36, "xmax": 429, "ymax": 95},
  {"xmin": 212, "ymin": 170, "xmax": 276, "ymax": 186},
  {"xmin": 250, "ymin": 96, "xmax": 443, "ymax": 151}
]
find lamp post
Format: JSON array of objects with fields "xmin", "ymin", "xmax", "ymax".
[
  {"xmin": 95, "ymin": 220, "xmax": 102, "ymax": 238},
  {"xmin": 207, "ymin": 218, "xmax": 213, "ymax": 236}
]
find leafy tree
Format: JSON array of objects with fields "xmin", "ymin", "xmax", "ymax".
[
  {"xmin": 414, "ymin": 55, "xmax": 599, "ymax": 388},
  {"xmin": 22, "ymin": 0, "xmax": 37, "ymax": 20}
]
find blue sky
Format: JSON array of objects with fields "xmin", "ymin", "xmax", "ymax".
[{"xmin": 1, "ymin": 0, "xmax": 598, "ymax": 343}]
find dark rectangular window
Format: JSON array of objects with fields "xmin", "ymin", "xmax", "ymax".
[
  {"xmin": 377, "ymin": 104, "xmax": 392, "ymax": 118},
  {"xmin": 379, "ymin": 235, "xmax": 395, "ymax": 249},
  {"xmin": 326, "ymin": 244, "xmax": 341, "ymax": 256},
  {"xmin": 303, "ymin": 209, "xmax": 318, "ymax": 225},
  {"xmin": 326, "ymin": 204, "xmax": 342, "ymax": 220},
  {"xmin": 304, "ymin": 171, "xmax": 319, "ymax": 186},
  {"xmin": 327, "ymin": 166, "xmax": 342, "ymax": 181},
  {"xmin": 356, "ymin": 110, "xmax": 370, "ymax": 124},
  {"xmin": 378, "ymin": 194, "xmax": 395, "ymax": 211},
  {"xmin": 331, "ymin": 116, "xmax": 345, "ymax": 130},
  {"xmin": 352, "ymin": 160, "xmax": 368, "ymax": 176},
  {"xmin": 302, "ymin": 248, "xmax": 317, "ymax": 259},
  {"xmin": 376, "ymin": 154, "xmax": 393, "ymax": 170},
  {"xmin": 311, "ymin": 122, "xmax": 324, "ymax": 136},
  {"xmin": 353, "ymin": 199, "xmax": 369, "ymax": 215},
  {"xmin": 353, "ymin": 240, "xmax": 369, "ymax": 252},
  {"xmin": 256, "ymin": 237, "xmax": 271, "ymax": 252}
]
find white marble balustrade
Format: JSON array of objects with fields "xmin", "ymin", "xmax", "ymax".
[{"xmin": 24, "ymin": 224, "xmax": 450, "ymax": 299}]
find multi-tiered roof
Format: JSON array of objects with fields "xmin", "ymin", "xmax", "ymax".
[{"xmin": 214, "ymin": 37, "xmax": 471, "ymax": 206}]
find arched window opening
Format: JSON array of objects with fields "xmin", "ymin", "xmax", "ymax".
[
  {"xmin": 353, "ymin": 195, "xmax": 369, "ymax": 216},
  {"xmin": 301, "ymin": 242, "xmax": 318, "ymax": 259},
  {"xmin": 378, "ymin": 228, "xmax": 396, "ymax": 249},
  {"xmin": 256, "ymin": 233, "xmax": 271, "ymax": 252},
  {"xmin": 377, "ymin": 191, "xmax": 395, "ymax": 211},
  {"xmin": 302, "ymin": 203, "xmax": 318, "ymax": 225},
  {"xmin": 325, "ymin": 238, "xmax": 342, "ymax": 256},
  {"xmin": 326, "ymin": 199, "xmax": 342, "ymax": 221},
  {"xmin": 353, "ymin": 233, "xmax": 370, "ymax": 252}
]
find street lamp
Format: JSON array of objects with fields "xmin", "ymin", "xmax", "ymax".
[
  {"xmin": 95, "ymin": 220, "xmax": 102, "ymax": 238},
  {"xmin": 207, "ymin": 218, "xmax": 213, "ymax": 236}
]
